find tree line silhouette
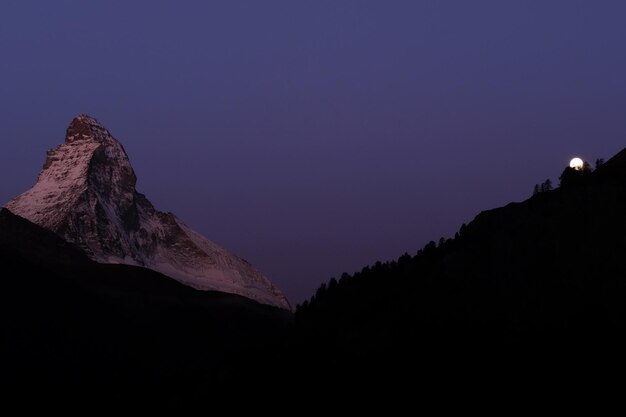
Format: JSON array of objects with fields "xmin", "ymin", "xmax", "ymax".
[
  {"xmin": 532, "ymin": 157, "xmax": 605, "ymax": 195},
  {"xmin": 291, "ymin": 155, "xmax": 626, "ymax": 381}
]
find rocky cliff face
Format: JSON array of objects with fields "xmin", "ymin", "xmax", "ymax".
[{"xmin": 6, "ymin": 115, "xmax": 291, "ymax": 310}]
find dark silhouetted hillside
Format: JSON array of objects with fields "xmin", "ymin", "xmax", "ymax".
[
  {"xmin": 8, "ymin": 146, "xmax": 626, "ymax": 399},
  {"xmin": 292, "ymin": 150, "xmax": 626, "ymax": 383},
  {"xmin": 0, "ymin": 208, "xmax": 291, "ymax": 406}
]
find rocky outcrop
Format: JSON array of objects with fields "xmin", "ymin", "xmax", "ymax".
[{"xmin": 6, "ymin": 115, "xmax": 291, "ymax": 310}]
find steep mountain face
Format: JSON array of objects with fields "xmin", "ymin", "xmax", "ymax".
[{"xmin": 6, "ymin": 115, "xmax": 290, "ymax": 310}]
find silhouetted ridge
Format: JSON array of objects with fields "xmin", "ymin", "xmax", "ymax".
[
  {"xmin": 292, "ymin": 145, "xmax": 626, "ymax": 381},
  {"xmin": 592, "ymin": 147, "xmax": 626, "ymax": 183},
  {"xmin": 0, "ymin": 208, "xmax": 89, "ymax": 265},
  {"xmin": 0, "ymin": 208, "xmax": 292, "ymax": 403}
]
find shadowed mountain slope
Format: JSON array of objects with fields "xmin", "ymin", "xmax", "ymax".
[
  {"xmin": 292, "ymin": 150, "xmax": 626, "ymax": 381},
  {"xmin": 0, "ymin": 208, "xmax": 291, "ymax": 404}
]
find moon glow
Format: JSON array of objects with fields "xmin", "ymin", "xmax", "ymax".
[{"xmin": 570, "ymin": 157, "xmax": 584, "ymax": 170}]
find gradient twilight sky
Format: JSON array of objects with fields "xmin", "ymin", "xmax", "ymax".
[{"xmin": 2, "ymin": 1, "xmax": 626, "ymax": 303}]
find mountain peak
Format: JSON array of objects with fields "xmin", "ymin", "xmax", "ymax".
[
  {"xmin": 66, "ymin": 114, "xmax": 111, "ymax": 144},
  {"xmin": 5, "ymin": 116, "xmax": 291, "ymax": 310}
]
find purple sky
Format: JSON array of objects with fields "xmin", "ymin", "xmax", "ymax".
[{"xmin": 2, "ymin": 1, "xmax": 626, "ymax": 304}]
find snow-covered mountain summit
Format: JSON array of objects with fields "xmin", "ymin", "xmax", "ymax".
[{"xmin": 6, "ymin": 115, "xmax": 291, "ymax": 310}]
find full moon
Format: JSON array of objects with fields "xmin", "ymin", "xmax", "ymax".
[{"xmin": 570, "ymin": 157, "xmax": 584, "ymax": 170}]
